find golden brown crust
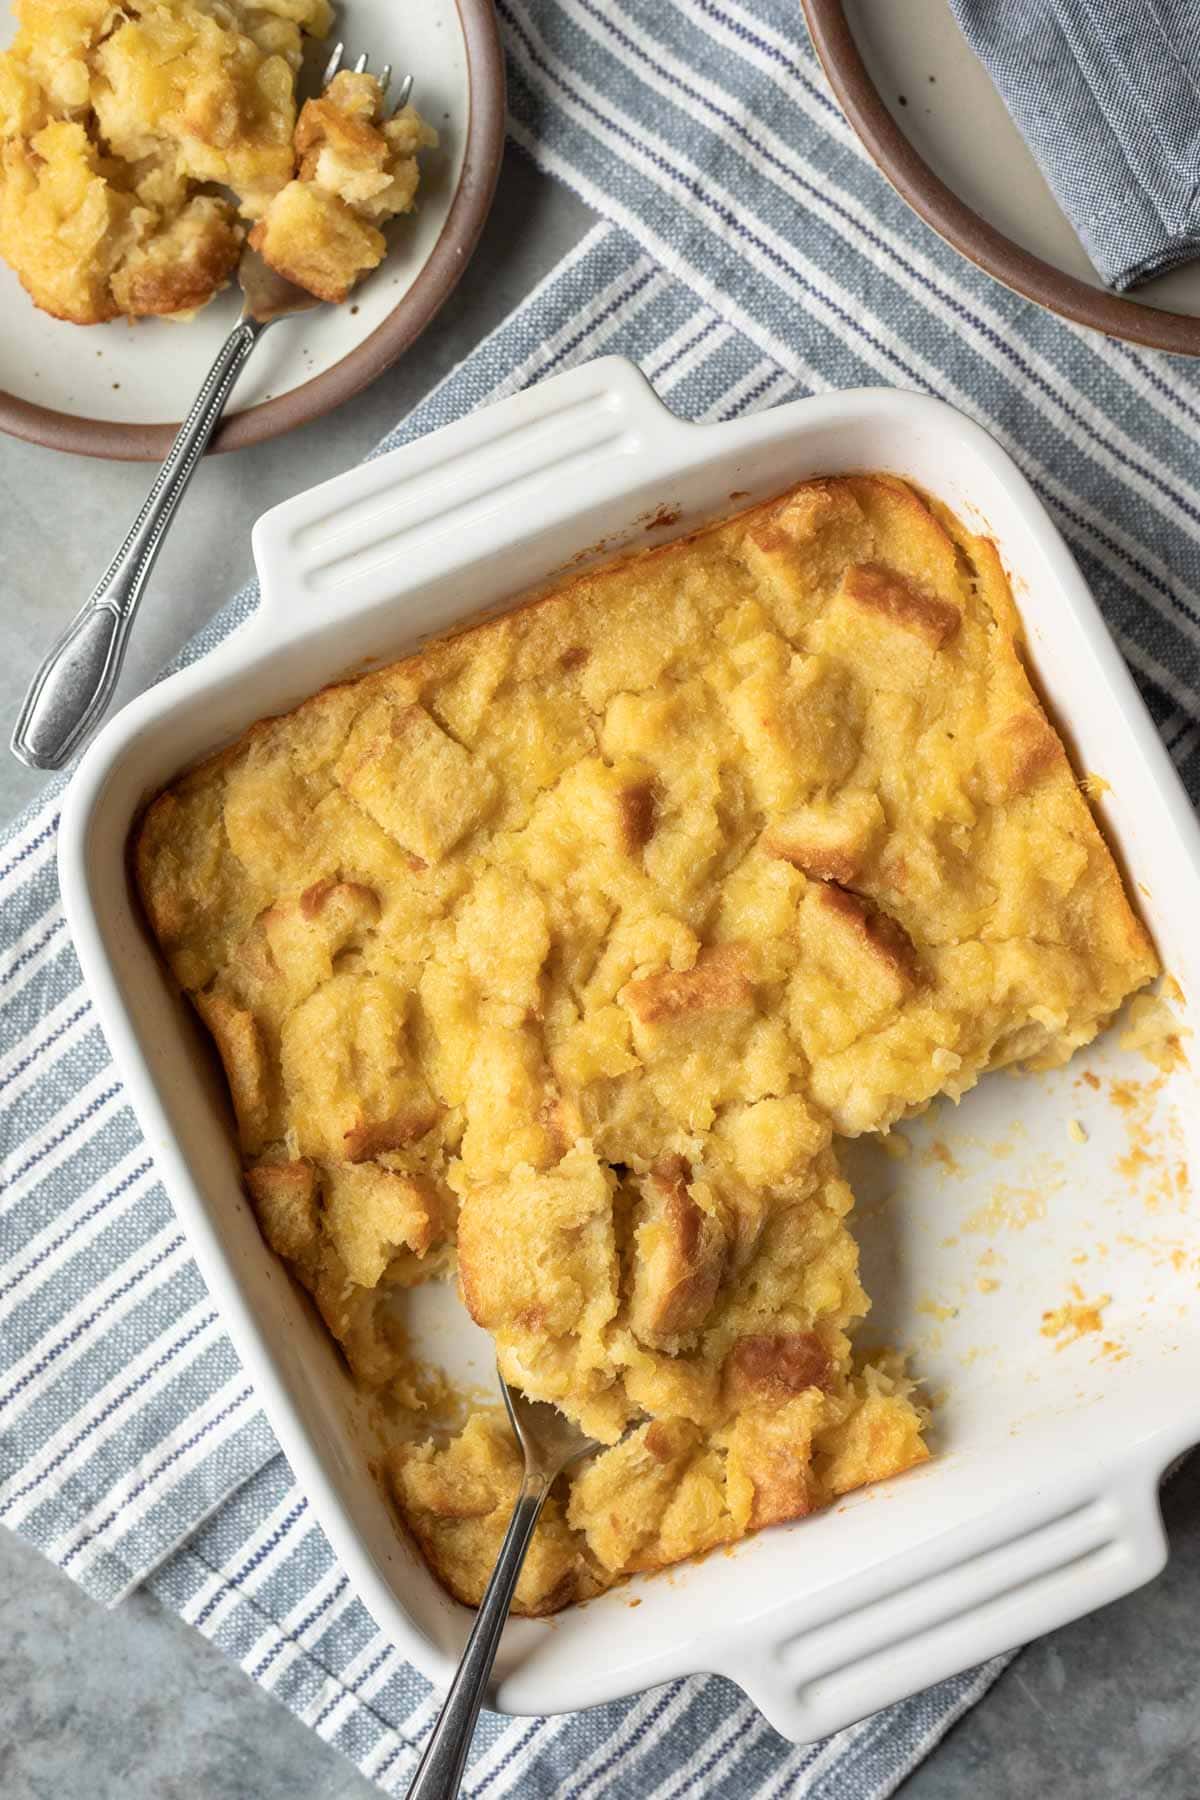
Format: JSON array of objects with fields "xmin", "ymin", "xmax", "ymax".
[
  {"xmin": 389, "ymin": 1416, "xmax": 603, "ymax": 1614},
  {"xmin": 244, "ymin": 1159, "xmax": 320, "ymax": 1264},
  {"xmin": 627, "ymin": 1156, "xmax": 727, "ymax": 1346},
  {"xmin": 616, "ymin": 778, "xmax": 657, "ymax": 853},
  {"xmin": 622, "ymin": 944, "xmax": 754, "ymax": 1025},
  {"xmin": 249, "ymin": 184, "xmax": 383, "ymax": 305},
  {"xmin": 194, "ymin": 990, "xmax": 275, "ymax": 1154},
  {"xmin": 763, "ymin": 791, "xmax": 884, "ymax": 884},
  {"xmin": 723, "ymin": 1332, "xmax": 833, "ymax": 1406},
  {"xmin": 109, "ymin": 196, "xmax": 241, "ymax": 316},
  {"xmin": 813, "ymin": 884, "xmax": 924, "ymax": 989},
  {"xmin": 979, "ymin": 706, "xmax": 1068, "ymax": 803},
  {"xmin": 251, "ymin": 70, "xmax": 436, "ymax": 301},
  {"xmin": 839, "ymin": 561, "xmax": 961, "ymax": 647},
  {"xmin": 342, "ymin": 1108, "xmax": 443, "ymax": 1163}
]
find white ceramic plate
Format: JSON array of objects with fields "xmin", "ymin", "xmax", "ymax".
[
  {"xmin": 58, "ymin": 358, "xmax": 1200, "ymax": 1743},
  {"xmin": 0, "ymin": 0, "xmax": 502, "ymax": 458}
]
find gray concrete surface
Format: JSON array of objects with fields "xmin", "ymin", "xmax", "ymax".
[{"xmin": 4, "ymin": 144, "xmax": 1200, "ymax": 1800}]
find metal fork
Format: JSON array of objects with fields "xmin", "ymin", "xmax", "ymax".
[
  {"xmin": 10, "ymin": 48, "xmax": 413, "ymax": 772},
  {"xmin": 406, "ymin": 1375, "xmax": 598, "ymax": 1800}
]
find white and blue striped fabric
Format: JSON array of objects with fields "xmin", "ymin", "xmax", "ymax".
[{"xmin": 4, "ymin": 2, "xmax": 1200, "ymax": 1793}]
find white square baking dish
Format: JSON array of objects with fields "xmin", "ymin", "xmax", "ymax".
[{"xmin": 58, "ymin": 357, "xmax": 1200, "ymax": 1744}]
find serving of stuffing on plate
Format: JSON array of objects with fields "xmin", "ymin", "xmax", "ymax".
[{"xmin": 0, "ymin": 0, "xmax": 436, "ymax": 322}]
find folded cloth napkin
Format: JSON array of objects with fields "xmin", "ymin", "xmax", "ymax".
[
  {"xmin": 6, "ymin": 0, "xmax": 1200, "ymax": 1793},
  {"xmin": 948, "ymin": 0, "xmax": 1200, "ymax": 289}
]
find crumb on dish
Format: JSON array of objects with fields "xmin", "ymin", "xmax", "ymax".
[
  {"xmin": 133, "ymin": 474, "xmax": 1157, "ymax": 1612},
  {"xmin": 1040, "ymin": 1285, "xmax": 1111, "ymax": 1348}
]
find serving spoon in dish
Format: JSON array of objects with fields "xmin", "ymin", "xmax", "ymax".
[
  {"xmin": 10, "ymin": 47, "xmax": 412, "ymax": 774},
  {"xmin": 407, "ymin": 1375, "xmax": 597, "ymax": 1800}
]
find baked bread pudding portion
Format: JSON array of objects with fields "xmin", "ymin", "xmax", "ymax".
[
  {"xmin": 0, "ymin": 0, "xmax": 435, "ymax": 321},
  {"xmin": 135, "ymin": 475, "xmax": 1157, "ymax": 1613},
  {"xmin": 249, "ymin": 70, "xmax": 436, "ymax": 303}
]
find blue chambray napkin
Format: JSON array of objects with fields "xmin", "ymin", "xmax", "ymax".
[{"xmin": 949, "ymin": 0, "xmax": 1200, "ymax": 290}]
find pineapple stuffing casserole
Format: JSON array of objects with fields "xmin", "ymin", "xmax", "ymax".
[
  {"xmin": 0, "ymin": 0, "xmax": 436, "ymax": 322},
  {"xmin": 135, "ymin": 476, "xmax": 1157, "ymax": 1614}
]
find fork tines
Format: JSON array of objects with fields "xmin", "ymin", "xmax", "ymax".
[{"xmin": 320, "ymin": 42, "xmax": 409, "ymax": 114}]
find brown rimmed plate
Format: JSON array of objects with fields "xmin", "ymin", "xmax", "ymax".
[
  {"xmin": 802, "ymin": 0, "xmax": 1200, "ymax": 357},
  {"xmin": 0, "ymin": 0, "xmax": 505, "ymax": 460}
]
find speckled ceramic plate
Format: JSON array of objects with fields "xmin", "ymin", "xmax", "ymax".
[
  {"xmin": 804, "ymin": 0, "xmax": 1200, "ymax": 356},
  {"xmin": 0, "ymin": 0, "xmax": 504, "ymax": 459}
]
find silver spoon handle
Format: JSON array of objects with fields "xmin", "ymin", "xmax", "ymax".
[
  {"xmin": 10, "ymin": 314, "xmax": 268, "ymax": 772},
  {"xmin": 407, "ymin": 1474, "xmax": 550, "ymax": 1800}
]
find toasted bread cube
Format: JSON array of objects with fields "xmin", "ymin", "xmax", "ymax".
[
  {"xmin": 804, "ymin": 883, "xmax": 921, "ymax": 997},
  {"xmin": 794, "ymin": 883, "xmax": 923, "ymax": 1059},
  {"xmin": 838, "ymin": 562, "xmax": 960, "ymax": 648},
  {"xmin": 249, "ymin": 180, "xmax": 383, "ymax": 304},
  {"xmin": 0, "ymin": 121, "xmax": 136, "ymax": 325},
  {"xmin": 723, "ymin": 645, "xmax": 863, "ymax": 808},
  {"xmin": 456, "ymin": 1146, "xmax": 618, "ymax": 1346},
  {"xmin": 740, "ymin": 481, "xmax": 870, "ymax": 632},
  {"xmin": 818, "ymin": 1365, "xmax": 929, "ymax": 1497},
  {"xmin": 341, "ymin": 1108, "xmax": 442, "ymax": 1163},
  {"xmin": 566, "ymin": 1418, "xmax": 708, "ymax": 1571},
  {"xmin": 260, "ymin": 878, "xmax": 379, "ymax": 995},
  {"xmin": 723, "ymin": 1331, "xmax": 833, "ymax": 1407},
  {"xmin": 323, "ymin": 1163, "xmax": 448, "ymax": 1288},
  {"xmin": 245, "ymin": 1159, "xmax": 407, "ymax": 1386},
  {"xmin": 622, "ymin": 943, "xmax": 754, "ymax": 1027},
  {"xmin": 818, "ymin": 562, "xmax": 961, "ymax": 692},
  {"xmin": 335, "ymin": 698, "xmax": 498, "ymax": 863},
  {"xmin": 628, "ymin": 1156, "xmax": 727, "ymax": 1348},
  {"xmin": 311, "ymin": 1272, "xmax": 399, "ymax": 1388},
  {"xmin": 390, "ymin": 1414, "xmax": 600, "ymax": 1613},
  {"xmin": 194, "ymin": 989, "xmax": 277, "ymax": 1153},
  {"xmin": 454, "ymin": 866, "xmax": 549, "ymax": 1012},
  {"xmin": 621, "ymin": 944, "xmax": 782, "ymax": 1130},
  {"xmin": 458, "ymin": 1019, "xmax": 563, "ymax": 1180},
  {"xmin": 294, "ymin": 70, "xmax": 435, "ymax": 221},
  {"xmin": 522, "ymin": 756, "xmax": 659, "ymax": 871},
  {"xmin": 245, "ymin": 1158, "xmax": 320, "ymax": 1265},
  {"xmin": 977, "ymin": 706, "xmax": 1067, "ymax": 804},
  {"xmin": 570, "ymin": 756, "xmax": 659, "ymax": 855},
  {"xmin": 110, "ymin": 193, "xmax": 240, "ymax": 317},
  {"xmin": 220, "ymin": 749, "xmax": 317, "ymax": 888},
  {"xmin": 722, "ymin": 1393, "xmax": 826, "ymax": 1529},
  {"xmin": 764, "ymin": 791, "xmax": 885, "ymax": 883},
  {"xmin": 279, "ymin": 971, "xmax": 438, "ymax": 1161}
]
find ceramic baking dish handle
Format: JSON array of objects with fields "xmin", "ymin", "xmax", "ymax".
[
  {"xmin": 250, "ymin": 356, "xmax": 697, "ymax": 625},
  {"xmin": 726, "ymin": 1471, "xmax": 1168, "ymax": 1745}
]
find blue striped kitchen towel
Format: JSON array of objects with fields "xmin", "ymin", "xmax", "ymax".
[{"xmin": 5, "ymin": 0, "xmax": 1200, "ymax": 1793}]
